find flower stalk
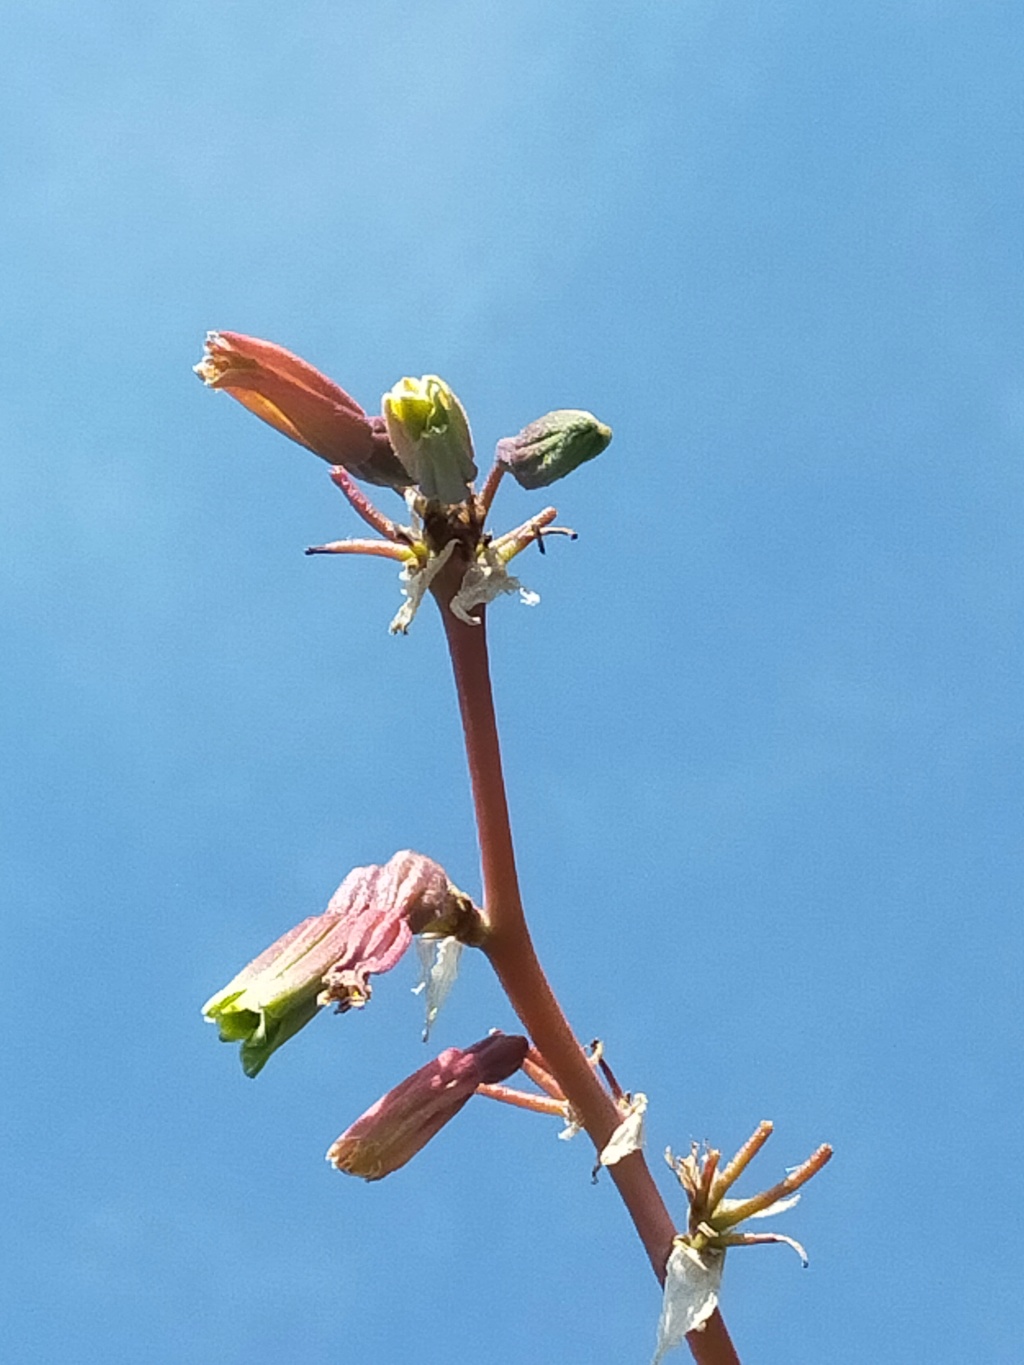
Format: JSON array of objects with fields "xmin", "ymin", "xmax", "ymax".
[{"xmin": 431, "ymin": 559, "xmax": 740, "ymax": 1365}]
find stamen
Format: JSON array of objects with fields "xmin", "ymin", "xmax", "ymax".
[
  {"xmin": 491, "ymin": 507, "xmax": 559, "ymax": 560},
  {"xmin": 711, "ymin": 1144, "xmax": 833, "ymax": 1230},
  {"xmin": 709, "ymin": 1120, "xmax": 774, "ymax": 1204}
]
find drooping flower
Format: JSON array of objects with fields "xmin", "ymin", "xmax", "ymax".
[
  {"xmin": 202, "ymin": 851, "xmax": 485, "ymax": 1076},
  {"xmin": 495, "ymin": 409, "xmax": 612, "ymax": 489},
  {"xmin": 327, "ymin": 1033, "xmax": 529, "ymax": 1180},
  {"xmin": 382, "ymin": 374, "xmax": 478, "ymax": 505},
  {"xmin": 194, "ymin": 331, "xmax": 410, "ymax": 489}
]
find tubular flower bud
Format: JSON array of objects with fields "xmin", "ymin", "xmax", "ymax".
[
  {"xmin": 495, "ymin": 409, "xmax": 612, "ymax": 489},
  {"xmin": 201, "ymin": 851, "xmax": 484, "ymax": 1076},
  {"xmin": 328, "ymin": 1033, "xmax": 529, "ymax": 1180},
  {"xmin": 194, "ymin": 331, "xmax": 410, "ymax": 489},
  {"xmin": 382, "ymin": 374, "xmax": 477, "ymax": 504}
]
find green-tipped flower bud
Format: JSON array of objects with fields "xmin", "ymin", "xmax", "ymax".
[
  {"xmin": 495, "ymin": 409, "xmax": 612, "ymax": 489},
  {"xmin": 201, "ymin": 851, "xmax": 483, "ymax": 1077},
  {"xmin": 382, "ymin": 375, "xmax": 477, "ymax": 505}
]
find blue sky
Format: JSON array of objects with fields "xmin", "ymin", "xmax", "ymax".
[{"xmin": 2, "ymin": 2, "xmax": 1021, "ymax": 1361}]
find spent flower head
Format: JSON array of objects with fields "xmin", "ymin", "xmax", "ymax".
[{"xmin": 653, "ymin": 1121, "xmax": 832, "ymax": 1361}]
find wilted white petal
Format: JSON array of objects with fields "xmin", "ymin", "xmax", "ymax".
[
  {"xmin": 758, "ymin": 1232, "xmax": 809, "ymax": 1265},
  {"xmin": 599, "ymin": 1093, "xmax": 648, "ymax": 1166},
  {"xmin": 747, "ymin": 1193, "xmax": 801, "ymax": 1220},
  {"xmin": 558, "ymin": 1112, "xmax": 583, "ymax": 1141},
  {"xmin": 389, "ymin": 541, "xmax": 456, "ymax": 635},
  {"xmin": 652, "ymin": 1243, "xmax": 725, "ymax": 1364},
  {"xmin": 716, "ymin": 1191, "xmax": 802, "ymax": 1223},
  {"xmin": 413, "ymin": 936, "xmax": 463, "ymax": 1039},
  {"xmin": 450, "ymin": 543, "xmax": 535, "ymax": 625}
]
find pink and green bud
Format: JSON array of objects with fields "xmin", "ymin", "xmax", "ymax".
[
  {"xmin": 201, "ymin": 915, "xmax": 347, "ymax": 1079},
  {"xmin": 382, "ymin": 374, "xmax": 477, "ymax": 504},
  {"xmin": 495, "ymin": 409, "xmax": 612, "ymax": 489},
  {"xmin": 194, "ymin": 331, "xmax": 410, "ymax": 490},
  {"xmin": 327, "ymin": 1033, "xmax": 528, "ymax": 1180},
  {"xmin": 202, "ymin": 851, "xmax": 482, "ymax": 1076}
]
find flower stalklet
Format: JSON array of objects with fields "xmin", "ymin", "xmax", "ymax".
[
  {"xmin": 328, "ymin": 1033, "xmax": 529, "ymax": 1180},
  {"xmin": 202, "ymin": 851, "xmax": 484, "ymax": 1076}
]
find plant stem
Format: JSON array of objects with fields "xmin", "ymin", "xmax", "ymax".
[{"xmin": 433, "ymin": 571, "xmax": 740, "ymax": 1365}]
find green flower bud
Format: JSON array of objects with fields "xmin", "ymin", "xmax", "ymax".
[
  {"xmin": 201, "ymin": 915, "xmax": 346, "ymax": 1078},
  {"xmin": 382, "ymin": 375, "xmax": 477, "ymax": 504},
  {"xmin": 495, "ymin": 409, "xmax": 612, "ymax": 489}
]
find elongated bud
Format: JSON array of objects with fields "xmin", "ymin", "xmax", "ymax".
[
  {"xmin": 328, "ymin": 1033, "xmax": 528, "ymax": 1180},
  {"xmin": 382, "ymin": 374, "xmax": 477, "ymax": 504},
  {"xmin": 194, "ymin": 331, "xmax": 410, "ymax": 489},
  {"xmin": 495, "ymin": 409, "xmax": 611, "ymax": 489}
]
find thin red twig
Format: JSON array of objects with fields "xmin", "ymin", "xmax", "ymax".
[
  {"xmin": 305, "ymin": 538, "xmax": 410, "ymax": 560},
  {"xmin": 476, "ymin": 1083, "xmax": 567, "ymax": 1116},
  {"xmin": 477, "ymin": 460, "xmax": 505, "ymax": 517},
  {"xmin": 329, "ymin": 465, "xmax": 407, "ymax": 541}
]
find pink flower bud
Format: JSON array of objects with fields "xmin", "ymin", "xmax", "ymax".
[
  {"xmin": 328, "ymin": 1033, "xmax": 529, "ymax": 1180},
  {"xmin": 194, "ymin": 331, "xmax": 410, "ymax": 490},
  {"xmin": 202, "ymin": 851, "xmax": 482, "ymax": 1076}
]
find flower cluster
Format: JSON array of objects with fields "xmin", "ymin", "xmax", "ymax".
[
  {"xmin": 195, "ymin": 331, "xmax": 609, "ymax": 632},
  {"xmin": 196, "ymin": 331, "xmax": 833, "ymax": 1356},
  {"xmin": 195, "ymin": 333, "xmax": 618, "ymax": 1180},
  {"xmin": 201, "ymin": 846, "xmax": 529, "ymax": 1175}
]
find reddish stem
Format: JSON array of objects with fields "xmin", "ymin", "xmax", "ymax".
[
  {"xmin": 432, "ymin": 567, "xmax": 740, "ymax": 1365},
  {"xmin": 522, "ymin": 1050, "xmax": 567, "ymax": 1101}
]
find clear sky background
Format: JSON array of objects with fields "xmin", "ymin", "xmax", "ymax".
[{"xmin": 2, "ymin": 3, "xmax": 1021, "ymax": 1362}]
